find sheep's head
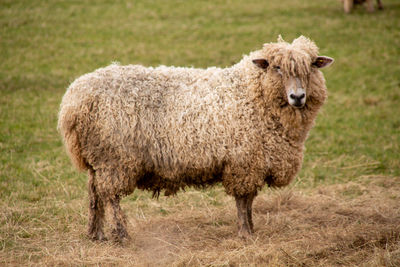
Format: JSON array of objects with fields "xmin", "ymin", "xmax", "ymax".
[{"xmin": 252, "ymin": 36, "xmax": 333, "ymax": 108}]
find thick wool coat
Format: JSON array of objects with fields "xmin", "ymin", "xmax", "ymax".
[{"xmin": 58, "ymin": 36, "xmax": 327, "ymax": 199}]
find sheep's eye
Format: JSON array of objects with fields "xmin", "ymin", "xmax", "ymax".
[{"xmin": 274, "ymin": 66, "xmax": 282, "ymax": 75}]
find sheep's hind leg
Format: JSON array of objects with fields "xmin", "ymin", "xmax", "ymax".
[
  {"xmin": 235, "ymin": 193, "xmax": 256, "ymax": 238},
  {"xmin": 108, "ymin": 195, "xmax": 130, "ymax": 243},
  {"xmin": 87, "ymin": 169, "xmax": 107, "ymax": 241}
]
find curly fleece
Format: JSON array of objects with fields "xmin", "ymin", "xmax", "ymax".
[{"xmin": 58, "ymin": 36, "xmax": 328, "ymax": 199}]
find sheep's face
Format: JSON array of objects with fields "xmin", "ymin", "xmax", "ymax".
[
  {"xmin": 284, "ymin": 75, "xmax": 307, "ymax": 108},
  {"xmin": 253, "ymin": 55, "xmax": 333, "ymax": 108}
]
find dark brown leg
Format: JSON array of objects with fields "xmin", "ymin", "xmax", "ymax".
[
  {"xmin": 247, "ymin": 194, "xmax": 255, "ymax": 232},
  {"xmin": 377, "ymin": 0, "xmax": 383, "ymax": 9},
  {"xmin": 87, "ymin": 169, "xmax": 107, "ymax": 241},
  {"xmin": 108, "ymin": 195, "xmax": 130, "ymax": 243},
  {"xmin": 235, "ymin": 193, "xmax": 256, "ymax": 238}
]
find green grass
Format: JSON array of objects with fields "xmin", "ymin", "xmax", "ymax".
[{"xmin": 1, "ymin": 0, "xmax": 400, "ymax": 265}]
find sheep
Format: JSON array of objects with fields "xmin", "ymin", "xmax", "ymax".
[
  {"xmin": 58, "ymin": 36, "xmax": 334, "ymax": 242},
  {"xmin": 343, "ymin": 0, "xmax": 383, "ymax": 13}
]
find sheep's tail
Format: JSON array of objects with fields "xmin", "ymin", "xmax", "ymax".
[{"xmin": 58, "ymin": 106, "xmax": 88, "ymax": 171}]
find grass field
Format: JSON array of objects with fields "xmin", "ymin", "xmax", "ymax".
[{"xmin": 1, "ymin": 0, "xmax": 400, "ymax": 266}]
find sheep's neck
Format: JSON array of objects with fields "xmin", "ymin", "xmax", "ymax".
[
  {"xmin": 251, "ymin": 90, "xmax": 317, "ymax": 144},
  {"xmin": 270, "ymin": 104, "xmax": 315, "ymax": 143}
]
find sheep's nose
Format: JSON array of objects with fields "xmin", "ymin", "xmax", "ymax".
[
  {"xmin": 290, "ymin": 93, "xmax": 305, "ymax": 101},
  {"xmin": 289, "ymin": 92, "xmax": 306, "ymax": 107}
]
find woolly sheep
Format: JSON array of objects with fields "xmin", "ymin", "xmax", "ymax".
[{"xmin": 58, "ymin": 36, "xmax": 334, "ymax": 242}]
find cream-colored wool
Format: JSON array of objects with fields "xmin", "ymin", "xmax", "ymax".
[{"xmin": 58, "ymin": 36, "xmax": 332, "ymax": 241}]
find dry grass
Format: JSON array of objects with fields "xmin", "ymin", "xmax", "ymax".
[{"xmin": 2, "ymin": 176, "xmax": 400, "ymax": 266}]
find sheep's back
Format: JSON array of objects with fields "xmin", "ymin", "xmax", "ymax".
[{"xmin": 60, "ymin": 64, "xmax": 257, "ymax": 181}]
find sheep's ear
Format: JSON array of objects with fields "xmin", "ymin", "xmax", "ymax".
[
  {"xmin": 252, "ymin": 59, "xmax": 269, "ymax": 69},
  {"xmin": 312, "ymin": 56, "xmax": 334, "ymax": 68}
]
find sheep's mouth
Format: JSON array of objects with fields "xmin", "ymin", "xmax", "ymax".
[
  {"xmin": 279, "ymin": 99, "xmax": 304, "ymax": 109},
  {"xmin": 291, "ymin": 103, "xmax": 305, "ymax": 109}
]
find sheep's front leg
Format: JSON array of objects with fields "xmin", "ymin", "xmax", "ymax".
[
  {"xmin": 108, "ymin": 195, "xmax": 130, "ymax": 243},
  {"xmin": 235, "ymin": 194, "xmax": 255, "ymax": 238}
]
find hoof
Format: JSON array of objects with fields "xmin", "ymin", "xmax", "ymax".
[
  {"xmin": 238, "ymin": 229, "xmax": 253, "ymax": 239},
  {"xmin": 111, "ymin": 229, "xmax": 131, "ymax": 244},
  {"xmin": 88, "ymin": 231, "xmax": 108, "ymax": 242}
]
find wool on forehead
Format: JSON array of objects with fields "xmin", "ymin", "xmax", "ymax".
[{"xmin": 262, "ymin": 36, "xmax": 319, "ymax": 78}]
